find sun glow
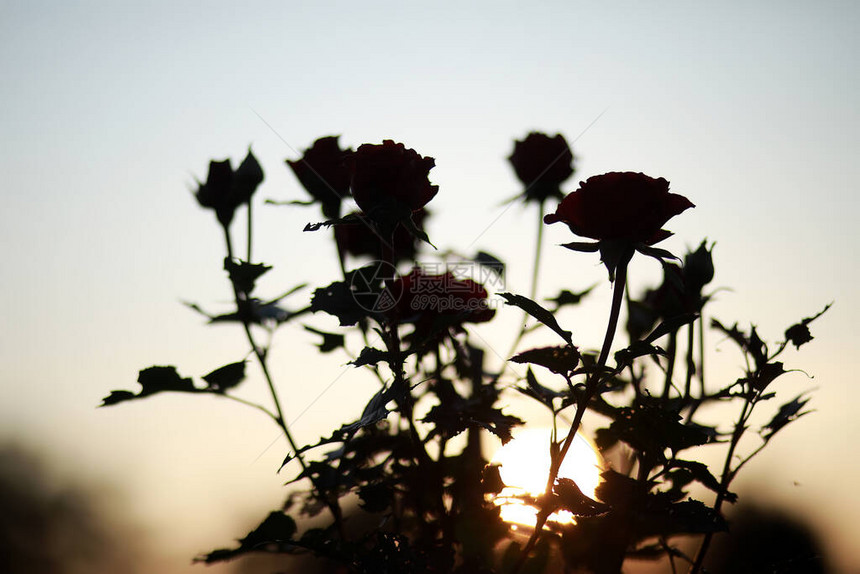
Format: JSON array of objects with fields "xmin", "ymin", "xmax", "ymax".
[{"xmin": 490, "ymin": 428, "xmax": 604, "ymax": 528}]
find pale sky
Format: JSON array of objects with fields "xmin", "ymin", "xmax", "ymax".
[{"xmin": 2, "ymin": 1, "xmax": 859, "ymax": 572}]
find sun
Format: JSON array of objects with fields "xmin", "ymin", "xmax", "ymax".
[{"xmin": 490, "ymin": 428, "xmax": 604, "ymax": 528}]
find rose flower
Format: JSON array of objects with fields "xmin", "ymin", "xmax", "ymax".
[
  {"xmin": 509, "ymin": 132, "xmax": 575, "ymax": 203},
  {"xmin": 386, "ymin": 268, "xmax": 494, "ymax": 337},
  {"xmin": 195, "ymin": 149, "xmax": 264, "ymax": 227},
  {"xmin": 544, "ymin": 172, "xmax": 694, "ymax": 245},
  {"xmin": 349, "ymin": 141, "xmax": 438, "ymax": 230},
  {"xmin": 287, "ymin": 135, "xmax": 352, "ymax": 219}
]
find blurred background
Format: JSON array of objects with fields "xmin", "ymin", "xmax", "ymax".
[{"xmin": 2, "ymin": 1, "xmax": 858, "ymax": 572}]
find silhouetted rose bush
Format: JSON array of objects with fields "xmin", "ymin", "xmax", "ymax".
[{"xmin": 104, "ymin": 130, "xmax": 829, "ymax": 574}]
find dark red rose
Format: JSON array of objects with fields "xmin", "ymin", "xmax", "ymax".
[
  {"xmin": 544, "ymin": 172, "xmax": 694, "ymax": 244},
  {"xmin": 349, "ymin": 140, "xmax": 438, "ymax": 215},
  {"xmin": 195, "ymin": 149, "xmax": 264, "ymax": 227},
  {"xmin": 388, "ymin": 268, "xmax": 495, "ymax": 329},
  {"xmin": 287, "ymin": 136, "xmax": 352, "ymax": 219},
  {"xmin": 509, "ymin": 132, "xmax": 574, "ymax": 202},
  {"xmin": 335, "ymin": 210, "xmax": 428, "ymax": 264}
]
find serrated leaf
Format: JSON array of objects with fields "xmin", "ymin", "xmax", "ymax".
[
  {"xmin": 100, "ymin": 366, "xmax": 199, "ymax": 407},
  {"xmin": 499, "ymin": 292, "xmax": 572, "ymax": 344},
  {"xmin": 310, "ymin": 264, "xmax": 388, "ymax": 326}
]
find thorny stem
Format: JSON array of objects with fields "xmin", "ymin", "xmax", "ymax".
[
  {"xmin": 221, "ymin": 223, "xmax": 345, "ymax": 535},
  {"xmin": 512, "ymin": 259, "xmax": 629, "ymax": 573}
]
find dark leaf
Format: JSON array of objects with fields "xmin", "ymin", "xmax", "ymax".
[
  {"xmin": 100, "ymin": 366, "xmax": 199, "ymax": 407},
  {"xmin": 643, "ymin": 313, "xmax": 699, "ymax": 344},
  {"xmin": 303, "ymin": 212, "xmax": 362, "ymax": 232},
  {"xmin": 138, "ymin": 366, "xmax": 196, "ymax": 395},
  {"xmin": 100, "ymin": 390, "xmax": 135, "ymax": 406},
  {"xmin": 225, "ymin": 258, "xmax": 271, "ymax": 296},
  {"xmin": 310, "ymin": 271, "xmax": 380, "ymax": 327},
  {"xmin": 423, "ymin": 398, "xmax": 523, "ymax": 445},
  {"xmin": 784, "ymin": 302, "xmax": 832, "ymax": 349},
  {"xmin": 511, "ymin": 345, "xmax": 580, "ymax": 375},
  {"xmin": 667, "ymin": 460, "xmax": 737, "ymax": 503},
  {"xmin": 762, "ymin": 392, "xmax": 813, "ymax": 441},
  {"xmin": 400, "ymin": 210, "xmax": 435, "ymax": 248},
  {"xmin": 481, "ymin": 463, "xmax": 505, "ymax": 494},
  {"xmin": 750, "ymin": 361, "xmax": 785, "ymax": 391},
  {"xmin": 614, "ymin": 341, "xmax": 666, "ymax": 367},
  {"xmin": 293, "ymin": 385, "xmax": 398, "ymax": 457},
  {"xmin": 561, "ymin": 241, "xmax": 600, "ymax": 253},
  {"xmin": 712, "ymin": 319, "xmax": 768, "ymax": 368},
  {"xmin": 202, "ymin": 361, "xmax": 246, "ymax": 392},
  {"xmin": 303, "ymin": 325, "xmax": 345, "ymax": 354},
  {"xmin": 640, "ymin": 498, "xmax": 727, "ymax": 537},
  {"xmin": 596, "ymin": 398, "xmax": 711, "ymax": 459},
  {"xmin": 516, "ymin": 367, "xmax": 566, "ymax": 407},
  {"xmin": 474, "ymin": 250, "xmax": 505, "ymax": 281},
  {"xmin": 784, "ymin": 323, "xmax": 813, "ymax": 349},
  {"xmin": 554, "ymin": 477, "xmax": 610, "ymax": 516},
  {"xmin": 546, "ymin": 285, "xmax": 596, "ymax": 310},
  {"xmin": 357, "ymin": 483, "xmax": 395, "ymax": 513},
  {"xmin": 636, "ymin": 244, "xmax": 679, "ymax": 262},
  {"xmin": 350, "ymin": 346, "xmax": 390, "ymax": 367},
  {"xmin": 195, "ymin": 511, "xmax": 297, "ymax": 563},
  {"xmin": 499, "ymin": 292, "xmax": 572, "ymax": 344}
]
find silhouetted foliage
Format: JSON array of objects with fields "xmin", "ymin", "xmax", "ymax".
[{"xmin": 103, "ymin": 133, "xmax": 830, "ymax": 573}]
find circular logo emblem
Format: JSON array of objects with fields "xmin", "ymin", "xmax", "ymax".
[{"xmin": 349, "ymin": 261, "xmax": 402, "ymax": 313}]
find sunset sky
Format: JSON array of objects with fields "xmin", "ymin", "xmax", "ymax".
[{"xmin": 2, "ymin": 1, "xmax": 859, "ymax": 572}]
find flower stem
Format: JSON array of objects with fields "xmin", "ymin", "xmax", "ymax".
[
  {"xmin": 513, "ymin": 258, "xmax": 629, "ymax": 572},
  {"xmin": 688, "ymin": 398, "xmax": 751, "ymax": 573},
  {"xmin": 246, "ymin": 200, "xmax": 253, "ymax": 263},
  {"xmin": 529, "ymin": 200, "xmax": 546, "ymax": 302},
  {"xmin": 221, "ymin": 223, "xmax": 345, "ymax": 534},
  {"xmin": 504, "ymin": 202, "xmax": 547, "ymax": 362}
]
